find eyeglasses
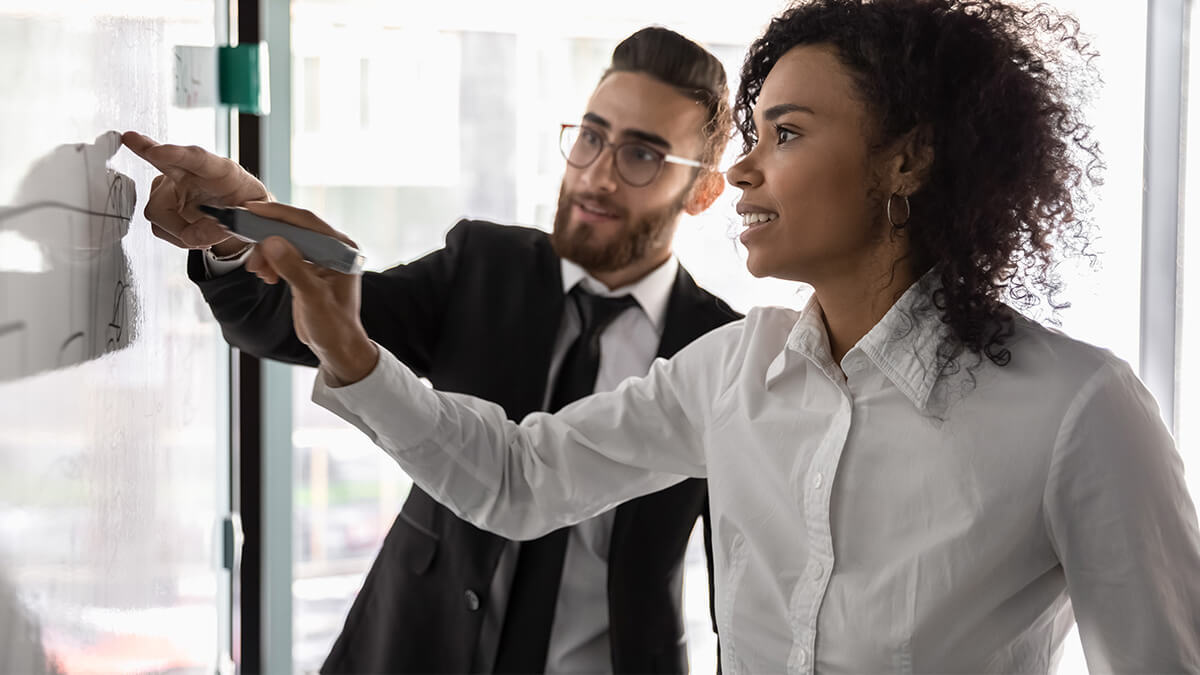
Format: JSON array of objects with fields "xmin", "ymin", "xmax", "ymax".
[{"xmin": 559, "ymin": 124, "xmax": 705, "ymax": 187}]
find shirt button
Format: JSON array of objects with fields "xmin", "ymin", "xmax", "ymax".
[
  {"xmin": 797, "ymin": 647, "xmax": 809, "ymax": 665},
  {"xmin": 464, "ymin": 589, "xmax": 480, "ymax": 611},
  {"xmin": 812, "ymin": 472, "xmax": 824, "ymax": 489},
  {"xmin": 811, "ymin": 562, "xmax": 824, "ymax": 579}
]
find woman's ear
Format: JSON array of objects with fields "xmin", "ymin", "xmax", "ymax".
[
  {"xmin": 891, "ymin": 126, "xmax": 935, "ymax": 195},
  {"xmin": 684, "ymin": 170, "xmax": 726, "ymax": 215}
]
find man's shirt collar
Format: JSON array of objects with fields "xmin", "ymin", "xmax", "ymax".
[{"xmin": 559, "ymin": 256, "xmax": 678, "ymax": 335}]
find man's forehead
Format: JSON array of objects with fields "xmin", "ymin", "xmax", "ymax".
[{"xmin": 584, "ymin": 71, "xmax": 707, "ymax": 147}]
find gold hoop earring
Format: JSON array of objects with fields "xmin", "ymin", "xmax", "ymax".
[{"xmin": 887, "ymin": 192, "xmax": 911, "ymax": 228}]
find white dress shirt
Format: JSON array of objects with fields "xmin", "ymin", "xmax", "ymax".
[
  {"xmin": 202, "ymin": 243, "xmax": 255, "ymax": 275},
  {"xmin": 314, "ymin": 272, "xmax": 1200, "ymax": 674}
]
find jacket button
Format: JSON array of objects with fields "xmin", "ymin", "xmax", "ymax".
[{"xmin": 464, "ymin": 589, "xmax": 481, "ymax": 611}]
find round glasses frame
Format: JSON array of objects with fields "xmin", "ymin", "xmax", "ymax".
[{"xmin": 559, "ymin": 123, "xmax": 705, "ymax": 187}]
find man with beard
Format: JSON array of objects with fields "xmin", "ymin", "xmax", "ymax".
[{"xmin": 123, "ymin": 26, "xmax": 738, "ymax": 674}]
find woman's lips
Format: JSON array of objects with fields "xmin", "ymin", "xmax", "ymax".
[{"xmin": 738, "ymin": 210, "xmax": 778, "ymax": 245}]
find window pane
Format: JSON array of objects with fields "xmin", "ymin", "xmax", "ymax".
[
  {"xmin": 288, "ymin": 5, "xmax": 796, "ymax": 670},
  {"xmin": 1180, "ymin": 0, "xmax": 1200, "ymax": 530},
  {"xmin": 0, "ymin": 2, "xmax": 230, "ymax": 671},
  {"xmin": 1025, "ymin": 4, "xmax": 1150, "ymax": 671},
  {"xmin": 288, "ymin": 3, "xmax": 1157, "ymax": 673},
  {"xmin": 1034, "ymin": 1, "xmax": 1145, "ymax": 370}
]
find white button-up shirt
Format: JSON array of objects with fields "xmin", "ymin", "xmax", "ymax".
[{"xmin": 314, "ymin": 274, "xmax": 1200, "ymax": 673}]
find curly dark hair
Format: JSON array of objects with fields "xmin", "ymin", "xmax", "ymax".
[{"xmin": 735, "ymin": 0, "xmax": 1102, "ymax": 368}]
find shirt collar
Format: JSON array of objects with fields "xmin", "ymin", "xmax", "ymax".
[
  {"xmin": 775, "ymin": 269, "xmax": 959, "ymax": 414},
  {"xmin": 855, "ymin": 270, "xmax": 956, "ymax": 412},
  {"xmin": 559, "ymin": 256, "xmax": 678, "ymax": 335}
]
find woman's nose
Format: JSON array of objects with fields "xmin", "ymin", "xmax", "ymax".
[{"xmin": 725, "ymin": 153, "xmax": 759, "ymax": 189}]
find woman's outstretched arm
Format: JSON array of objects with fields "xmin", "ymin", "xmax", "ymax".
[{"xmin": 310, "ymin": 334, "xmax": 727, "ymax": 540}]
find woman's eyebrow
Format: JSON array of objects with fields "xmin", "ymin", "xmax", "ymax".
[{"xmin": 763, "ymin": 103, "xmax": 816, "ymax": 122}]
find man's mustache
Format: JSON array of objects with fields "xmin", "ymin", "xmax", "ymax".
[{"xmin": 563, "ymin": 192, "xmax": 627, "ymax": 218}]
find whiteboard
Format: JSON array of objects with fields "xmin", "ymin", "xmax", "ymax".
[{"xmin": 0, "ymin": 3, "xmax": 231, "ymax": 672}]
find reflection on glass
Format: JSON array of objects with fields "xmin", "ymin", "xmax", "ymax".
[
  {"xmin": 0, "ymin": 3, "xmax": 229, "ymax": 673},
  {"xmin": 0, "ymin": 570, "xmax": 60, "ymax": 673},
  {"xmin": 0, "ymin": 132, "xmax": 138, "ymax": 383}
]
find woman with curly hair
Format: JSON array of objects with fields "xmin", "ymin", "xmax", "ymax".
[{"xmin": 242, "ymin": 0, "xmax": 1200, "ymax": 671}]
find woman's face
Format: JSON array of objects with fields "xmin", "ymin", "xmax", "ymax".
[{"xmin": 726, "ymin": 44, "xmax": 898, "ymax": 284}]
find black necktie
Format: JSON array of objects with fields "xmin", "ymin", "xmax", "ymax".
[{"xmin": 492, "ymin": 287, "xmax": 637, "ymax": 674}]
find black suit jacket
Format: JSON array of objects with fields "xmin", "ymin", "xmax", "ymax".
[{"xmin": 190, "ymin": 220, "xmax": 741, "ymax": 674}]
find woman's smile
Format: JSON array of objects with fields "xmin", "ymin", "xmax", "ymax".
[{"xmin": 737, "ymin": 202, "xmax": 779, "ymax": 244}]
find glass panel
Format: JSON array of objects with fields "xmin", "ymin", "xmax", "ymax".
[
  {"xmin": 0, "ymin": 1, "xmax": 229, "ymax": 672},
  {"xmin": 288, "ymin": 4, "xmax": 797, "ymax": 670},
  {"xmin": 1180, "ymin": 0, "xmax": 1200, "ymax": 546},
  {"xmin": 1033, "ymin": 1, "xmax": 1146, "ymax": 370},
  {"xmin": 288, "ymin": 2, "xmax": 1153, "ymax": 672},
  {"xmin": 1026, "ymin": 4, "xmax": 1149, "ymax": 671}
]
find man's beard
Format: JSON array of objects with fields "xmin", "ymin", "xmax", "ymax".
[{"xmin": 550, "ymin": 185, "xmax": 685, "ymax": 273}]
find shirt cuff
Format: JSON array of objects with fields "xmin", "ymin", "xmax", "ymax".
[
  {"xmin": 311, "ymin": 342, "xmax": 442, "ymax": 450},
  {"xmin": 202, "ymin": 244, "xmax": 255, "ymax": 277}
]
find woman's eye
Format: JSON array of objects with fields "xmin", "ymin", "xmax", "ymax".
[
  {"xmin": 580, "ymin": 128, "xmax": 602, "ymax": 146},
  {"xmin": 775, "ymin": 126, "xmax": 800, "ymax": 144}
]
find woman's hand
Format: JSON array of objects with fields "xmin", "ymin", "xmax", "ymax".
[{"xmin": 241, "ymin": 201, "xmax": 379, "ymax": 385}]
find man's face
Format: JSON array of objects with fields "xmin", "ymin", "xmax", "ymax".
[{"xmin": 552, "ymin": 71, "xmax": 709, "ymax": 273}]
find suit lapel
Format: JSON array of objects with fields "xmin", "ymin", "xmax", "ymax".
[
  {"xmin": 656, "ymin": 265, "xmax": 717, "ymax": 360},
  {"xmin": 610, "ymin": 264, "xmax": 721, "ymax": 558},
  {"xmin": 475, "ymin": 236, "xmax": 566, "ymax": 561},
  {"xmin": 511, "ymin": 236, "xmax": 568, "ymax": 419}
]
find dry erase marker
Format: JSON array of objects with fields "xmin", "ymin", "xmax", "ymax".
[{"xmin": 199, "ymin": 204, "xmax": 365, "ymax": 275}]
